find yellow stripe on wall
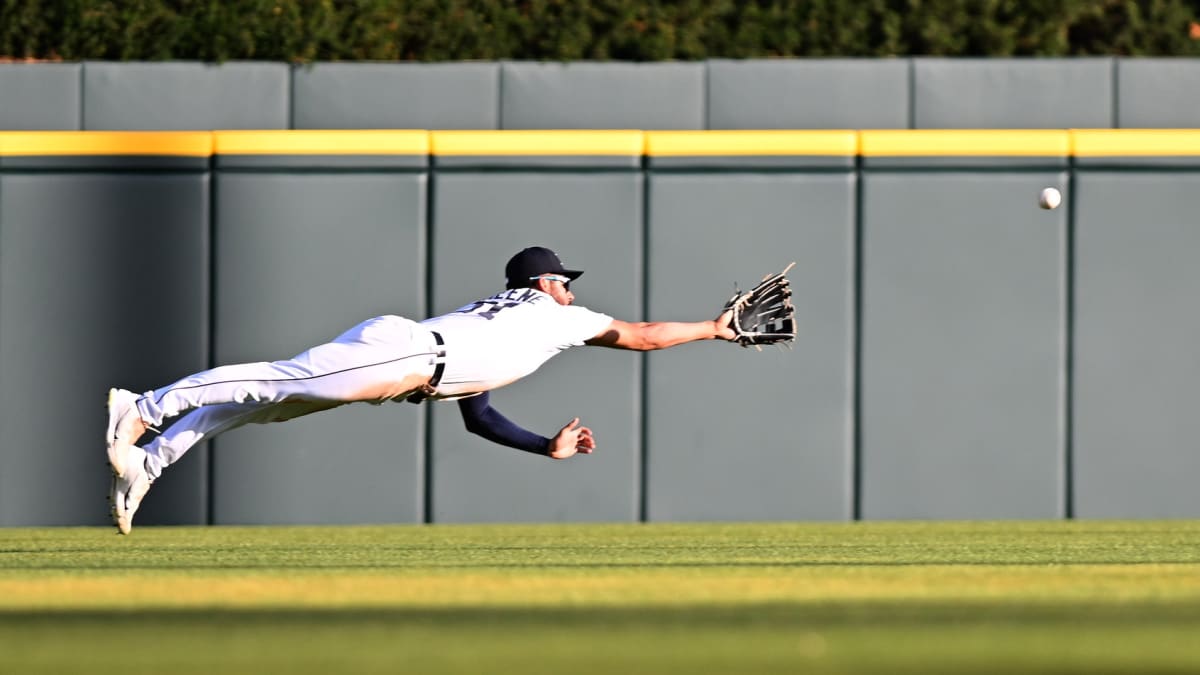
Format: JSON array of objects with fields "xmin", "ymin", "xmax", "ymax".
[
  {"xmin": 860, "ymin": 130, "xmax": 1071, "ymax": 156},
  {"xmin": 646, "ymin": 130, "xmax": 858, "ymax": 156},
  {"xmin": 214, "ymin": 130, "xmax": 430, "ymax": 155},
  {"xmin": 7, "ymin": 129, "xmax": 1200, "ymax": 158},
  {"xmin": 1071, "ymin": 129, "xmax": 1200, "ymax": 156},
  {"xmin": 432, "ymin": 130, "xmax": 644, "ymax": 156},
  {"xmin": 0, "ymin": 131, "xmax": 212, "ymax": 156}
]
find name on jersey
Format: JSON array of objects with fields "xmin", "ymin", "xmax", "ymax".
[{"xmin": 456, "ymin": 288, "xmax": 546, "ymax": 320}]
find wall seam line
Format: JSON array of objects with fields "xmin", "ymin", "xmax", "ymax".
[
  {"xmin": 205, "ymin": 159, "xmax": 218, "ymax": 526},
  {"xmin": 638, "ymin": 164, "xmax": 650, "ymax": 523},
  {"xmin": 852, "ymin": 154, "xmax": 864, "ymax": 521},
  {"xmin": 1064, "ymin": 159, "xmax": 1077, "ymax": 519},
  {"xmin": 423, "ymin": 168, "xmax": 437, "ymax": 524}
]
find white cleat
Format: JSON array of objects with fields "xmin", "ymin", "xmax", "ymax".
[
  {"xmin": 106, "ymin": 388, "xmax": 146, "ymax": 478},
  {"xmin": 108, "ymin": 445, "xmax": 153, "ymax": 535}
]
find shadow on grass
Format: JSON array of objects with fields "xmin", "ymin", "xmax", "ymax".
[
  {"xmin": 8, "ymin": 558, "xmax": 1200, "ymax": 570},
  {"xmin": 3, "ymin": 600, "xmax": 1200, "ymax": 628}
]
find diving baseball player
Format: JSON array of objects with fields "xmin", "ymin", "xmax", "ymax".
[{"xmin": 106, "ymin": 246, "xmax": 737, "ymax": 534}]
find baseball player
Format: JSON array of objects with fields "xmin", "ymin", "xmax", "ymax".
[{"xmin": 106, "ymin": 246, "xmax": 737, "ymax": 534}]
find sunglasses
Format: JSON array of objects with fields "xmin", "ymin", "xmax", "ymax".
[{"xmin": 530, "ymin": 274, "xmax": 571, "ymax": 291}]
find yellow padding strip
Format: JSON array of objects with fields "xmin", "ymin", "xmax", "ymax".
[
  {"xmin": 1072, "ymin": 129, "xmax": 1200, "ymax": 156},
  {"xmin": 7, "ymin": 130, "xmax": 1200, "ymax": 158},
  {"xmin": 215, "ymin": 130, "xmax": 429, "ymax": 155},
  {"xmin": 432, "ymin": 130, "xmax": 644, "ymax": 156},
  {"xmin": 646, "ymin": 130, "xmax": 858, "ymax": 156},
  {"xmin": 861, "ymin": 130, "xmax": 1070, "ymax": 156},
  {"xmin": 0, "ymin": 131, "xmax": 212, "ymax": 156}
]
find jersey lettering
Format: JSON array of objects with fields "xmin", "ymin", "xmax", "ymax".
[{"xmin": 455, "ymin": 288, "xmax": 542, "ymax": 320}]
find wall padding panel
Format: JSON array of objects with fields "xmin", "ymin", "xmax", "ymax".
[
  {"xmin": 706, "ymin": 59, "xmax": 909, "ymax": 130},
  {"xmin": 859, "ymin": 164, "xmax": 1067, "ymax": 519},
  {"xmin": 913, "ymin": 58, "xmax": 1113, "ymax": 129},
  {"xmin": 428, "ymin": 135, "xmax": 643, "ymax": 522},
  {"xmin": 1072, "ymin": 136, "xmax": 1200, "ymax": 517},
  {"xmin": 209, "ymin": 138, "xmax": 429, "ymax": 525},
  {"xmin": 0, "ymin": 145, "xmax": 210, "ymax": 526},
  {"xmin": 1116, "ymin": 59, "xmax": 1200, "ymax": 128},
  {"xmin": 292, "ymin": 62, "xmax": 500, "ymax": 130},
  {"xmin": 500, "ymin": 62, "xmax": 704, "ymax": 130},
  {"xmin": 644, "ymin": 169, "xmax": 855, "ymax": 521},
  {"xmin": 83, "ymin": 61, "xmax": 289, "ymax": 130},
  {"xmin": 0, "ymin": 63, "xmax": 81, "ymax": 130}
]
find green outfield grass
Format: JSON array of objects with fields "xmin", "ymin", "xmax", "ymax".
[{"xmin": 2, "ymin": 520, "xmax": 1199, "ymax": 674}]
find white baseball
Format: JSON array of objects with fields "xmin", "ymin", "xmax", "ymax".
[{"xmin": 1038, "ymin": 187, "xmax": 1062, "ymax": 210}]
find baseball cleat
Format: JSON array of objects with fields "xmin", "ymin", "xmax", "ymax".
[
  {"xmin": 106, "ymin": 388, "xmax": 146, "ymax": 478},
  {"xmin": 109, "ymin": 445, "xmax": 153, "ymax": 535}
]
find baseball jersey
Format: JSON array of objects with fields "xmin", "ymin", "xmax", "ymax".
[{"xmin": 419, "ymin": 288, "xmax": 614, "ymax": 398}]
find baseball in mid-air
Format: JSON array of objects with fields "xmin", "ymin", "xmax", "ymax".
[{"xmin": 1038, "ymin": 187, "xmax": 1062, "ymax": 210}]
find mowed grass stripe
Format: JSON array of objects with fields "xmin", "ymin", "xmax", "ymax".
[
  {"xmin": 2, "ymin": 564, "xmax": 1200, "ymax": 609},
  {"xmin": 2, "ymin": 521, "xmax": 1199, "ymax": 674}
]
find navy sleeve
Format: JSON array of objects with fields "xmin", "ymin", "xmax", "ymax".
[{"xmin": 457, "ymin": 392, "xmax": 552, "ymax": 456}]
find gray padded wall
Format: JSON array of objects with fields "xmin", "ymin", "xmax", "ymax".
[
  {"xmin": 913, "ymin": 58, "xmax": 1113, "ymax": 129},
  {"xmin": 500, "ymin": 62, "xmax": 704, "ymax": 130},
  {"xmin": 82, "ymin": 62, "xmax": 289, "ymax": 130},
  {"xmin": 430, "ymin": 172, "xmax": 643, "ymax": 522},
  {"xmin": 292, "ymin": 62, "xmax": 500, "ymax": 130},
  {"xmin": 20, "ymin": 57, "xmax": 1200, "ymax": 133},
  {"xmin": 1116, "ymin": 59, "xmax": 1200, "ymax": 128},
  {"xmin": 0, "ymin": 170, "xmax": 209, "ymax": 526},
  {"xmin": 0, "ymin": 63, "xmax": 81, "ymax": 130},
  {"xmin": 859, "ymin": 171, "xmax": 1067, "ymax": 519},
  {"xmin": 644, "ymin": 173, "xmax": 855, "ymax": 521},
  {"xmin": 706, "ymin": 59, "xmax": 909, "ymax": 130},
  {"xmin": 1073, "ymin": 170, "xmax": 1200, "ymax": 518},
  {"xmin": 210, "ymin": 170, "xmax": 428, "ymax": 524}
]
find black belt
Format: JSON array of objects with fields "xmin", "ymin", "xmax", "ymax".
[
  {"xmin": 428, "ymin": 330, "xmax": 447, "ymax": 388},
  {"xmin": 406, "ymin": 330, "xmax": 446, "ymax": 404}
]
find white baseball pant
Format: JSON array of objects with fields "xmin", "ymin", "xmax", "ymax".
[{"xmin": 138, "ymin": 315, "xmax": 442, "ymax": 478}]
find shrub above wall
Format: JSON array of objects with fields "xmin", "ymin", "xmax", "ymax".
[{"xmin": 3, "ymin": 0, "xmax": 1200, "ymax": 62}]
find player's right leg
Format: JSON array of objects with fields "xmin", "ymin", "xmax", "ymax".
[
  {"xmin": 108, "ymin": 443, "xmax": 152, "ymax": 535},
  {"xmin": 110, "ymin": 399, "xmax": 338, "ymax": 535}
]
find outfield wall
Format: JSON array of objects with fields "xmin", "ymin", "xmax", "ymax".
[
  {"xmin": 4, "ymin": 58, "xmax": 1200, "ymax": 132},
  {"xmin": 1, "ymin": 129, "xmax": 1198, "ymax": 526}
]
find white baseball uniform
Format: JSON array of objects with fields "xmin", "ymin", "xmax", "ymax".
[
  {"xmin": 421, "ymin": 287, "xmax": 613, "ymax": 397},
  {"xmin": 138, "ymin": 288, "xmax": 612, "ymax": 477}
]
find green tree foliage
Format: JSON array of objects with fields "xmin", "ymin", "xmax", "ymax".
[{"xmin": 3, "ymin": 0, "xmax": 1200, "ymax": 61}]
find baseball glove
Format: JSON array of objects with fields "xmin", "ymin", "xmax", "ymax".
[{"xmin": 722, "ymin": 263, "xmax": 797, "ymax": 349}]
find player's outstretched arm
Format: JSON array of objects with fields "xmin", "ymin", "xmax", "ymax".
[
  {"xmin": 584, "ymin": 311, "xmax": 735, "ymax": 351},
  {"xmin": 457, "ymin": 392, "xmax": 594, "ymax": 459}
]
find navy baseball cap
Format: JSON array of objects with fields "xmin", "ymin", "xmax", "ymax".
[{"xmin": 505, "ymin": 246, "xmax": 584, "ymax": 288}]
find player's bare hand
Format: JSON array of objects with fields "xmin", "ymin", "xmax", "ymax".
[
  {"xmin": 714, "ymin": 309, "xmax": 736, "ymax": 341},
  {"xmin": 549, "ymin": 418, "xmax": 595, "ymax": 459}
]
